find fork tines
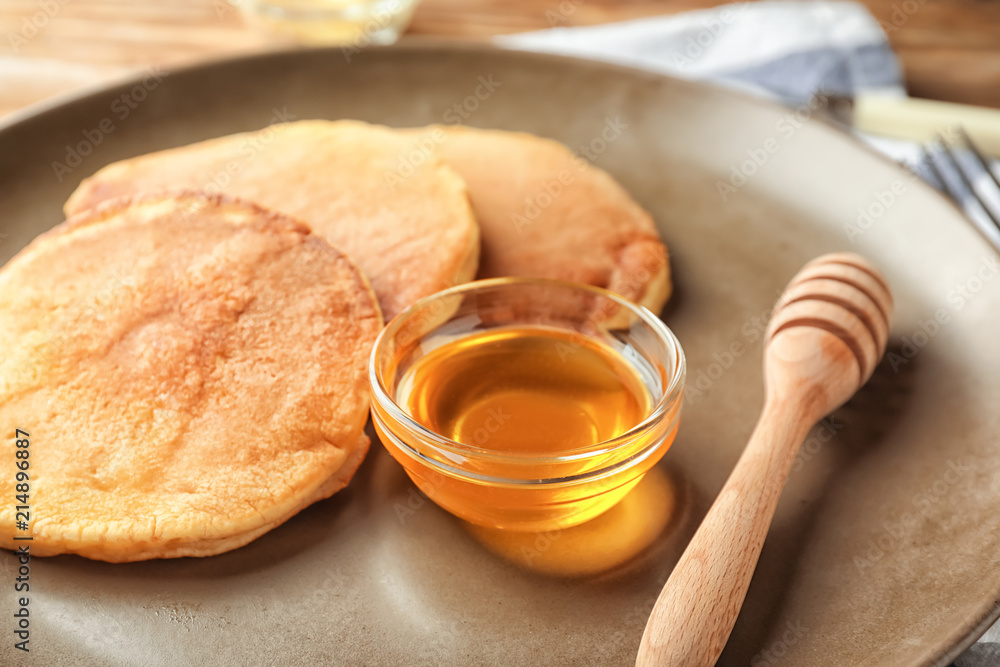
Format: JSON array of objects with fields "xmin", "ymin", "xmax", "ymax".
[{"xmin": 922, "ymin": 128, "xmax": 1000, "ymax": 247}]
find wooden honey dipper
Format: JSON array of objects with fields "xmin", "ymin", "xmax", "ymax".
[{"xmin": 636, "ymin": 252, "xmax": 893, "ymax": 667}]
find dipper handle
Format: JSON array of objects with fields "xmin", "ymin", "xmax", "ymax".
[{"xmin": 636, "ymin": 253, "xmax": 893, "ymax": 667}]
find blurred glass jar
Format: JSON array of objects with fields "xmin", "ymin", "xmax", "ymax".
[{"xmin": 236, "ymin": 0, "xmax": 421, "ymax": 46}]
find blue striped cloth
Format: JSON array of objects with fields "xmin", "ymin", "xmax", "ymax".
[{"xmin": 497, "ymin": 3, "xmax": 998, "ymax": 664}]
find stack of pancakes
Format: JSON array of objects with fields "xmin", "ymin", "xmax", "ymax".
[{"xmin": 0, "ymin": 120, "xmax": 670, "ymax": 561}]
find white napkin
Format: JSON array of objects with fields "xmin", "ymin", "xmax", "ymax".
[
  {"xmin": 496, "ymin": 2, "xmax": 999, "ymax": 663},
  {"xmin": 497, "ymin": 0, "xmax": 902, "ymax": 102},
  {"xmin": 496, "ymin": 0, "xmax": 1000, "ymax": 251}
]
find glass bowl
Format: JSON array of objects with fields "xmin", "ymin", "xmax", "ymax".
[
  {"xmin": 238, "ymin": 0, "xmax": 421, "ymax": 46},
  {"xmin": 369, "ymin": 277, "xmax": 685, "ymax": 532}
]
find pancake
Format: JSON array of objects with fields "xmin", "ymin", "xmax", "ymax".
[
  {"xmin": 65, "ymin": 120, "xmax": 479, "ymax": 320},
  {"xmin": 397, "ymin": 125, "xmax": 671, "ymax": 314},
  {"xmin": 0, "ymin": 192, "xmax": 382, "ymax": 561}
]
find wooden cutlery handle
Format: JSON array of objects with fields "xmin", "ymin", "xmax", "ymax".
[
  {"xmin": 854, "ymin": 94, "xmax": 1000, "ymax": 157},
  {"xmin": 635, "ymin": 399, "xmax": 813, "ymax": 667}
]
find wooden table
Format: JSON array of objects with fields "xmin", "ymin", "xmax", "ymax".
[{"xmin": 1, "ymin": 0, "xmax": 999, "ymax": 122}]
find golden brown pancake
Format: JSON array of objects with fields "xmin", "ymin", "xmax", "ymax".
[
  {"xmin": 398, "ymin": 125, "xmax": 671, "ymax": 314},
  {"xmin": 65, "ymin": 120, "xmax": 479, "ymax": 320},
  {"xmin": 0, "ymin": 192, "xmax": 382, "ymax": 561}
]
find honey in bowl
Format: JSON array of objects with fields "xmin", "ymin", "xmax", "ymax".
[
  {"xmin": 370, "ymin": 278, "xmax": 685, "ymax": 533},
  {"xmin": 398, "ymin": 327, "xmax": 651, "ymax": 455}
]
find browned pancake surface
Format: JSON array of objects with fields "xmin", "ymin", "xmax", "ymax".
[
  {"xmin": 400, "ymin": 125, "xmax": 671, "ymax": 313},
  {"xmin": 0, "ymin": 193, "xmax": 381, "ymax": 561},
  {"xmin": 66, "ymin": 120, "xmax": 479, "ymax": 319}
]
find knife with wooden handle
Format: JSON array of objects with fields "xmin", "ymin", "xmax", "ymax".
[{"xmin": 823, "ymin": 93, "xmax": 1000, "ymax": 157}]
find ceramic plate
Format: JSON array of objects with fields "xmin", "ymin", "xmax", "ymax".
[{"xmin": 1, "ymin": 44, "xmax": 998, "ymax": 666}]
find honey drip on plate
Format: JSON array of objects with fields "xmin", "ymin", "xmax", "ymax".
[{"xmin": 465, "ymin": 466, "xmax": 680, "ymax": 577}]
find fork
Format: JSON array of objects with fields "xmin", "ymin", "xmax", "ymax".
[{"xmin": 921, "ymin": 128, "xmax": 1000, "ymax": 251}]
